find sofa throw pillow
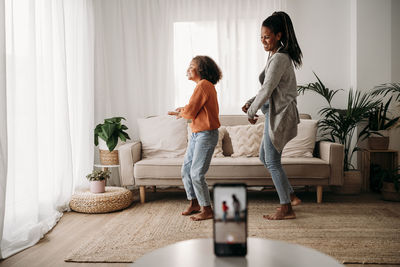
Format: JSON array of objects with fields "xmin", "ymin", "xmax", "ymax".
[
  {"xmin": 137, "ymin": 115, "xmax": 188, "ymax": 158},
  {"xmin": 187, "ymin": 125, "xmax": 226, "ymax": 157},
  {"xmin": 225, "ymin": 123, "xmax": 264, "ymax": 157},
  {"xmin": 282, "ymin": 119, "xmax": 318, "ymax": 158}
]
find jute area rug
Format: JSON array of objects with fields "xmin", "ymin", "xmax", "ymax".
[{"xmin": 65, "ymin": 191, "xmax": 400, "ymax": 264}]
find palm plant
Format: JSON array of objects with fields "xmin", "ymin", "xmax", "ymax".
[
  {"xmin": 298, "ymin": 73, "xmax": 380, "ymax": 171},
  {"xmin": 371, "ymin": 83, "xmax": 400, "ymax": 101},
  {"xmin": 365, "ymin": 96, "xmax": 400, "ymax": 133},
  {"xmin": 297, "ymin": 72, "xmax": 343, "ymax": 106}
]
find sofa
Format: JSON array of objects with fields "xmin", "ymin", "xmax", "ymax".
[{"xmin": 118, "ymin": 114, "xmax": 344, "ymax": 204}]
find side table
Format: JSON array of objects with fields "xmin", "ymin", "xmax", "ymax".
[{"xmin": 361, "ymin": 149, "xmax": 398, "ymax": 192}]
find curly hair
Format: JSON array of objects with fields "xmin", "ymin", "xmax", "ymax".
[
  {"xmin": 192, "ymin": 56, "xmax": 222, "ymax": 85},
  {"xmin": 262, "ymin": 11, "xmax": 303, "ymax": 69}
]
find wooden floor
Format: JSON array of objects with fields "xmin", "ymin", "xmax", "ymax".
[{"xmin": 0, "ymin": 191, "xmax": 399, "ymax": 267}]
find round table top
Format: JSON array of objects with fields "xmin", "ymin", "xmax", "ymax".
[{"xmin": 132, "ymin": 238, "xmax": 343, "ymax": 267}]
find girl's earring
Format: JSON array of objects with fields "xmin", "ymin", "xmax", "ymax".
[{"xmin": 280, "ymin": 41, "xmax": 284, "ymax": 47}]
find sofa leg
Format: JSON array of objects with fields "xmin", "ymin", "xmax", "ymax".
[
  {"xmin": 152, "ymin": 186, "xmax": 156, "ymax": 193},
  {"xmin": 140, "ymin": 186, "xmax": 146, "ymax": 204},
  {"xmin": 316, "ymin": 186, "xmax": 323, "ymax": 203}
]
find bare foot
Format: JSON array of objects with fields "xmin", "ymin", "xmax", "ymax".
[
  {"xmin": 182, "ymin": 199, "xmax": 200, "ymax": 216},
  {"xmin": 265, "ymin": 204, "xmax": 296, "ymax": 220},
  {"xmin": 291, "ymin": 195, "xmax": 302, "ymax": 206},
  {"xmin": 190, "ymin": 206, "xmax": 213, "ymax": 221},
  {"xmin": 277, "ymin": 194, "xmax": 301, "ymax": 211}
]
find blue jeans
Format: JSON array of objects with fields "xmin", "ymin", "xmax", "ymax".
[
  {"xmin": 181, "ymin": 129, "xmax": 218, "ymax": 207},
  {"xmin": 259, "ymin": 111, "xmax": 294, "ymax": 204}
]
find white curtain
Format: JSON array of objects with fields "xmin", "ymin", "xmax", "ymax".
[
  {"xmin": 94, "ymin": 0, "xmax": 284, "ymax": 140},
  {"xmin": 1, "ymin": 0, "xmax": 94, "ymax": 258},
  {"xmin": 0, "ymin": 0, "xmax": 7, "ymax": 260}
]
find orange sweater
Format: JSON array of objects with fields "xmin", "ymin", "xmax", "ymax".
[{"xmin": 181, "ymin": 79, "xmax": 220, "ymax": 133}]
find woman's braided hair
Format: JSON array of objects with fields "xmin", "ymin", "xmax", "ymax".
[{"xmin": 262, "ymin": 11, "xmax": 303, "ymax": 69}]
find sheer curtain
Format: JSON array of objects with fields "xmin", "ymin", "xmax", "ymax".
[
  {"xmin": 94, "ymin": 0, "xmax": 284, "ymax": 140},
  {"xmin": 0, "ymin": 0, "xmax": 7, "ymax": 259},
  {"xmin": 1, "ymin": 0, "xmax": 94, "ymax": 258}
]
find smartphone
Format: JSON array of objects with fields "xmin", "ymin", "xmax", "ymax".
[{"xmin": 213, "ymin": 183, "xmax": 247, "ymax": 257}]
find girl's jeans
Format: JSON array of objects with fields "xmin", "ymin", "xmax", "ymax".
[{"xmin": 181, "ymin": 129, "xmax": 218, "ymax": 207}]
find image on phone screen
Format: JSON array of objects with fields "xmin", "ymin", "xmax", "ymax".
[{"xmin": 213, "ymin": 184, "xmax": 247, "ymax": 256}]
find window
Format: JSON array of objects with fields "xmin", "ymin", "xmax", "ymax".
[{"xmin": 173, "ymin": 19, "xmax": 265, "ymax": 114}]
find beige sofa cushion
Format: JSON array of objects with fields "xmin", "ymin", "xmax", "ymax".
[
  {"xmin": 134, "ymin": 157, "xmax": 329, "ymax": 180},
  {"xmin": 137, "ymin": 115, "xmax": 187, "ymax": 158},
  {"xmin": 282, "ymin": 119, "xmax": 318, "ymax": 158},
  {"xmin": 225, "ymin": 123, "xmax": 264, "ymax": 157},
  {"xmin": 220, "ymin": 114, "xmax": 311, "ymax": 157},
  {"xmin": 187, "ymin": 126, "xmax": 226, "ymax": 158}
]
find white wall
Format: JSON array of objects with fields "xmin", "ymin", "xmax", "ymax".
[
  {"xmin": 355, "ymin": 0, "xmax": 399, "ymax": 166},
  {"xmin": 287, "ymin": 0, "xmax": 351, "ymax": 119},
  {"xmin": 287, "ymin": 0, "xmax": 399, "ymax": 167},
  {"xmin": 356, "ymin": 0, "xmax": 391, "ymax": 90}
]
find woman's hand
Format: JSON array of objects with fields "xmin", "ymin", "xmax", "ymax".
[
  {"xmin": 248, "ymin": 115, "xmax": 259, "ymax": 124},
  {"xmin": 241, "ymin": 103, "xmax": 250, "ymax": 114},
  {"xmin": 175, "ymin": 107, "xmax": 183, "ymax": 112}
]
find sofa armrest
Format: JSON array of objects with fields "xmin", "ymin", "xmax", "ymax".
[
  {"xmin": 319, "ymin": 141, "xmax": 344, "ymax": 186},
  {"xmin": 118, "ymin": 141, "xmax": 142, "ymax": 186}
]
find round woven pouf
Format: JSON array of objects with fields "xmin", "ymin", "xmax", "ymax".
[{"xmin": 70, "ymin": 186, "xmax": 134, "ymax": 214}]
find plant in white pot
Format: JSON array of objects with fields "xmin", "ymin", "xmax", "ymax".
[
  {"xmin": 86, "ymin": 169, "xmax": 111, "ymax": 193},
  {"xmin": 298, "ymin": 72, "xmax": 380, "ymax": 194},
  {"xmin": 94, "ymin": 117, "xmax": 131, "ymax": 165}
]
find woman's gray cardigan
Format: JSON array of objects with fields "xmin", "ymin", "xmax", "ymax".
[{"xmin": 247, "ymin": 52, "xmax": 300, "ymax": 153}]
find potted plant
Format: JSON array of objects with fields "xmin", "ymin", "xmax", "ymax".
[
  {"xmin": 367, "ymin": 83, "xmax": 400, "ymax": 150},
  {"xmin": 362, "ymin": 96, "xmax": 400, "ymax": 150},
  {"xmin": 371, "ymin": 82, "xmax": 400, "ymax": 101},
  {"xmin": 94, "ymin": 117, "xmax": 131, "ymax": 165},
  {"xmin": 370, "ymin": 164, "xmax": 400, "ymax": 201},
  {"xmin": 86, "ymin": 169, "xmax": 111, "ymax": 193},
  {"xmin": 298, "ymin": 72, "xmax": 380, "ymax": 194}
]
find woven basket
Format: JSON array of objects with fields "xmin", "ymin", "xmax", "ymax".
[
  {"xmin": 69, "ymin": 186, "xmax": 134, "ymax": 213},
  {"xmin": 100, "ymin": 149, "xmax": 119, "ymax": 165},
  {"xmin": 368, "ymin": 136, "xmax": 389, "ymax": 150}
]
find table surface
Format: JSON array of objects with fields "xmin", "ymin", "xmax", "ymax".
[
  {"xmin": 94, "ymin": 164, "xmax": 120, "ymax": 168},
  {"xmin": 132, "ymin": 238, "xmax": 343, "ymax": 267}
]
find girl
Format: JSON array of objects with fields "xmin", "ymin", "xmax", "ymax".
[{"xmin": 169, "ymin": 55, "xmax": 222, "ymax": 221}]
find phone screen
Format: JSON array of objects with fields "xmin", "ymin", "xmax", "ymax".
[{"xmin": 213, "ymin": 183, "xmax": 247, "ymax": 256}]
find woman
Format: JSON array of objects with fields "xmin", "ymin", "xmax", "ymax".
[
  {"xmin": 169, "ymin": 55, "xmax": 222, "ymax": 221},
  {"xmin": 242, "ymin": 11, "xmax": 302, "ymax": 220}
]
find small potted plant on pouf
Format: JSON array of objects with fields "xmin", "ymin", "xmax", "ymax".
[
  {"xmin": 86, "ymin": 169, "xmax": 111, "ymax": 193},
  {"xmin": 94, "ymin": 117, "xmax": 131, "ymax": 165}
]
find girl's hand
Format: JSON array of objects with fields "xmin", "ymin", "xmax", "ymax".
[
  {"xmin": 168, "ymin": 111, "xmax": 182, "ymax": 119},
  {"xmin": 248, "ymin": 115, "xmax": 259, "ymax": 124},
  {"xmin": 175, "ymin": 107, "xmax": 183, "ymax": 112},
  {"xmin": 242, "ymin": 103, "xmax": 250, "ymax": 113}
]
